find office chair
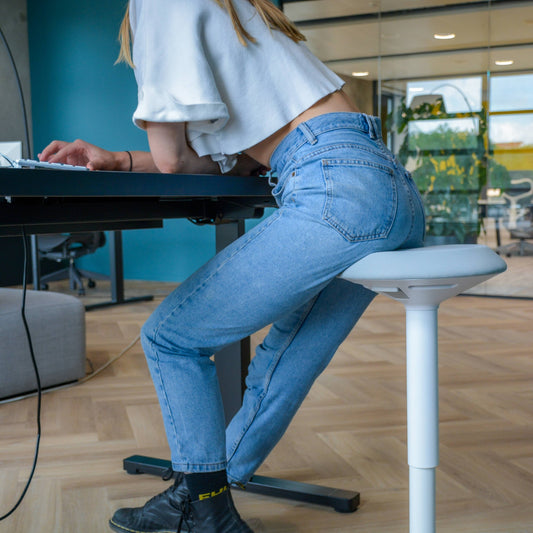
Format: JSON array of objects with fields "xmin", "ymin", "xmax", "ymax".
[
  {"xmin": 495, "ymin": 177, "xmax": 533, "ymax": 257},
  {"xmin": 38, "ymin": 232, "xmax": 109, "ymax": 295}
]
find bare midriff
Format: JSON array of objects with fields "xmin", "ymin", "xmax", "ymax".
[{"xmin": 244, "ymin": 89, "xmax": 360, "ymax": 168}]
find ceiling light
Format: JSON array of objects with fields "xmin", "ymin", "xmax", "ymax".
[
  {"xmin": 351, "ymin": 71, "xmax": 369, "ymax": 77},
  {"xmin": 434, "ymin": 33, "xmax": 456, "ymax": 40},
  {"xmin": 495, "ymin": 60, "xmax": 514, "ymax": 66}
]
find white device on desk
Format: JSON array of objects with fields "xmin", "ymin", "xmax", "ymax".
[{"xmin": 15, "ymin": 158, "xmax": 89, "ymax": 171}]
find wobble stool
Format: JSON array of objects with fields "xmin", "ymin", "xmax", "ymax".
[{"xmin": 340, "ymin": 244, "xmax": 507, "ymax": 533}]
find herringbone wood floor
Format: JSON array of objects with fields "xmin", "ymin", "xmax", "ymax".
[{"xmin": 1, "ymin": 281, "xmax": 532, "ymax": 532}]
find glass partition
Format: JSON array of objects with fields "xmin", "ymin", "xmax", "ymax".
[
  {"xmin": 487, "ymin": 73, "xmax": 533, "ymax": 254},
  {"xmin": 284, "ymin": 0, "xmax": 533, "ymax": 297}
]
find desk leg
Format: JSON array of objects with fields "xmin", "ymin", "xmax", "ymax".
[
  {"xmin": 31, "ymin": 235, "xmax": 41, "ymax": 290},
  {"xmin": 214, "ymin": 221, "xmax": 248, "ymax": 423},
  {"xmin": 122, "ymin": 222, "xmax": 360, "ymax": 513},
  {"xmin": 85, "ymin": 231, "xmax": 153, "ymax": 311}
]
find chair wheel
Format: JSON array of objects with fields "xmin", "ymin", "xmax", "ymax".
[{"xmin": 88, "ymin": 279, "xmax": 96, "ymax": 288}]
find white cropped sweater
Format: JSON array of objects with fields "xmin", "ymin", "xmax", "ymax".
[{"xmin": 129, "ymin": 0, "xmax": 344, "ymax": 172}]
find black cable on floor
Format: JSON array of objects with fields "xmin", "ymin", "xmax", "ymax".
[{"xmin": 0, "ymin": 227, "xmax": 42, "ymax": 521}]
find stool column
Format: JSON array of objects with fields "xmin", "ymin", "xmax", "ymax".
[{"xmin": 405, "ymin": 305, "xmax": 439, "ymax": 533}]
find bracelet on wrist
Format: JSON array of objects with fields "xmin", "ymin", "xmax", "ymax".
[{"xmin": 125, "ymin": 150, "xmax": 133, "ymax": 172}]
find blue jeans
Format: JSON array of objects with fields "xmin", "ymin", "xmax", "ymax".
[{"xmin": 141, "ymin": 112, "xmax": 425, "ymax": 483}]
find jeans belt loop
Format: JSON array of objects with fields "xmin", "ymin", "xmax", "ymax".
[
  {"xmin": 364, "ymin": 114, "xmax": 379, "ymax": 140},
  {"xmin": 298, "ymin": 122, "xmax": 318, "ymax": 145},
  {"xmin": 372, "ymin": 116, "xmax": 383, "ymax": 140},
  {"xmin": 267, "ymin": 171, "xmax": 278, "ymax": 186}
]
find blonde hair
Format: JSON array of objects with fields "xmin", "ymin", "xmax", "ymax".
[{"xmin": 117, "ymin": 0, "xmax": 306, "ymax": 67}]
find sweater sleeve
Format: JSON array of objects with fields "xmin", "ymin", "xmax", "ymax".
[{"xmin": 130, "ymin": 0, "xmax": 229, "ymax": 134}]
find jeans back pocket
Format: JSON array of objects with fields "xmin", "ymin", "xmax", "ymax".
[{"xmin": 321, "ymin": 158, "xmax": 398, "ymax": 242}]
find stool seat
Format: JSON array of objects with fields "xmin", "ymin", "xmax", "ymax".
[
  {"xmin": 342, "ymin": 244, "xmax": 506, "ymax": 281},
  {"xmin": 341, "ymin": 245, "xmax": 507, "ymax": 307}
]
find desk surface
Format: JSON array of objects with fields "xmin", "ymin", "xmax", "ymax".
[
  {"xmin": 0, "ymin": 167, "xmax": 274, "ymax": 198},
  {"xmin": 0, "ymin": 167, "xmax": 275, "ymax": 236}
]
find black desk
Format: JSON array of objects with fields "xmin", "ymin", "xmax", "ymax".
[
  {"xmin": 0, "ymin": 166, "xmax": 358, "ymax": 513},
  {"xmin": 0, "ymin": 167, "xmax": 274, "ymax": 235},
  {"xmin": 0, "ymin": 167, "xmax": 274, "ymax": 309}
]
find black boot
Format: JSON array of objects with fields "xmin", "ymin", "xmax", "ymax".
[
  {"xmin": 186, "ymin": 486, "xmax": 254, "ymax": 533},
  {"xmin": 109, "ymin": 472, "xmax": 194, "ymax": 533}
]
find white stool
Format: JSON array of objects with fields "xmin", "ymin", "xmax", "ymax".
[{"xmin": 340, "ymin": 244, "xmax": 507, "ymax": 533}]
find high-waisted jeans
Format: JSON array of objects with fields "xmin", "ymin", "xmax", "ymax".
[{"xmin": 141, "ymin": 112, "xmax": 425, "ymax": 483}]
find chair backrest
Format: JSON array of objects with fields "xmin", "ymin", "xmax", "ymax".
[
  {"xmin": 501, "ymin": 177, "xmax": 533, "ymax": 230},
  {"xmin": 38, "ymin": 232, "xmax": 106, "ymax": 261}
]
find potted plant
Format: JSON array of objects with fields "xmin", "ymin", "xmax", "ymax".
[{"xmin": 388, "ymin": 98, "xmax": 510, "ymax": 244}]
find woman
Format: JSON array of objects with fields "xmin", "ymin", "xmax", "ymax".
[{"xmin": 40, "ymin": 1, "xmax": 425, "ymax": 531}]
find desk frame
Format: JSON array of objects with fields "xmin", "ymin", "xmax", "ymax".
[{"xmin": 1, "ymin": 167, "xmax": 359, "ymax": 513}]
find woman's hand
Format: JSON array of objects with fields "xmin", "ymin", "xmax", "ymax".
[{"xmin": 38, "ymin": 139, "xmax": 128, "ymax": 171}]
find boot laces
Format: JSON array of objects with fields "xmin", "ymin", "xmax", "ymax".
[
  {"xmin": 162, "ymin": 467, "xmax": 175, "ymax": 481},
  {"xmin": 141, "ymin": 472, "xmax": 183, "ymax": 509},
  {"xmin": 176, "ymin": 498, "xmax": 192, "ymax": 532}
]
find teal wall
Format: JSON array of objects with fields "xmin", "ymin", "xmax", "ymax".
[{"xmin": 26, "ymin": 0, "xmax": 232, "ymax": 282}]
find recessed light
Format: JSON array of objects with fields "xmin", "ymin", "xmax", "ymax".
[
  {"xmin": 495, "ymin": 60, "xmax": 514, "ymax": 66},
  {"xmin": 351, "ymin": 71, "xmax": 369, "ymax": 77},
  {"xmin": 434, "ymin": 33, "xmax": 456, "ymax": 40}
]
